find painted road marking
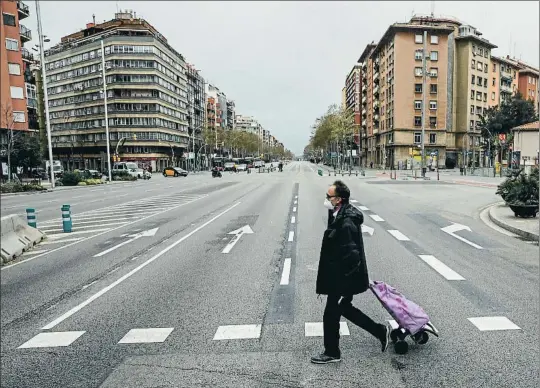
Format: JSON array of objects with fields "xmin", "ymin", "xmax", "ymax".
[
  {"xmin": 358, "ymin": 206, "xmax": 369, "ymax": 211},
  {"xmin": 370, "ymin": 215, "xmax": 385, "ymax": 222},
  {"xmin": 305, "ymin": 322, "xmax": 349, "ymax": 337},
  {"xmin": 280, "ymin": 258, "xmax": 292, "ymax": 285},
  {"xmin": 291, "ymin": 216, "xmax": 296, "ymax": 224},
  {"xmin": 467, "ymin": 316, "xmax": 521, "ymax": 331},
  {"xmin": 350, "ymin": 200, "xmax": 358, "ymax": 203},
  {"xmin": 293, "ymin": 207, "xmax": 297, "ymax": 212},
  {"xmin": 22, "ymin": 250, "xmax": 49, "ymax": 255},
  {"xmin": 388, "ymin": 230, "xmax": 410, "ymax": 241},
  {"xmin": 213, "ymin": 324, "xmax": 262, "ymax": 340},
  {"xmin": 288, "ymin": 231, "xmax": 294, "ymax": 242},
  {"xmin": 418, "ymin": 255, "xmax": 465, "ymax": 281},
  {"xmin": 41, "ymin": 202, "xmax": 241, "ymax": 330},
  {"xmin": 18, "ymin": 331, "xmax": 85, "ymax": 349},
  {"xmin": 118, "ymin": 328, "xmax": 174, "ymax": 344}
]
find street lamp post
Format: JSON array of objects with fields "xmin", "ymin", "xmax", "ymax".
[
  {"xmin": 100, "ymin": 39, "xmax": 112, "ymax": 183},
  {"xmin": 35, "ymin": 0, "xmax": 55, "ymax": 188}
]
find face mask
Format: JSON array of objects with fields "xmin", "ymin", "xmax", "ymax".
[{"xmin": 323, "ymin": 198, "xmax": 334, "ymax": 210}]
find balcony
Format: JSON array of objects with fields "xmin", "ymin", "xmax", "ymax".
[
  {"xmin": 362, "ymin": 96, "xmax": 367, "ymax": 104},
  {"xmin": 21, "ymin": 48, "xmax": 34, "ymax": 63},
  {"xmin": 373, "ymin": 85, "xmax": 379, "ymax": 95},
  {"xmin": 20, "ymin": 24, "xmax": 32, "ymax": 43},
  {"xmin": 373, "ymin": 72, "xmax": 379, "ymax": 80},
  {"xmin": 362, "ymin": 108, "xmax": 366, "ymax": 116},
  {"xmin": 500, "ymin": 73, "xmax": 512, "ymax": 82},
  {"xmin": 17, "ymin": 1, "xmax": 30, "ymax": 20},
  {"xmin": 500, "ymin": 83, "xmax": 512, "ymax": 94}
]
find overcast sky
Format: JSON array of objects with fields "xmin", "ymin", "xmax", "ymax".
[{"xmin": 24, "ymin": 1, "xmax": 539, "ymax": 154}]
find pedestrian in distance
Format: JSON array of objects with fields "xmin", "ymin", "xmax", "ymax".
[{"xmin": 311, "ymin": 180, "xmax": 390, "ymax": 364}]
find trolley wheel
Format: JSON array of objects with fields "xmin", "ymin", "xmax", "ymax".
[
  {"xmin": 416, "ymin": 331, "xmax": 429, "ymax": 345},
  {"xmin": 390, "ymin": 329, "xmax": 401, "ymax": 343},
  {"xmin": 394, "ymin": 340, "xmax": 409, "ymax": 355}
]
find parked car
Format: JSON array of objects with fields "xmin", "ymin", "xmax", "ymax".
[
  {"xmin": 83, "ymin": 169, "xmax": 102, "ymax": 179},
  {"xmin": 236, "ymin": 164, "xmax": 247, "ymax": 172},
  {"xmin": 163, "ymin": 167, "xmax": 188, "ymax": 177}
]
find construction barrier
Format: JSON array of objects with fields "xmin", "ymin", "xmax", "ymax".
[{"xmin": 1, "ymin": 214, "xmax": 46, "ymax": 265}]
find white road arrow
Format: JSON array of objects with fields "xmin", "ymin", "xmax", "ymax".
[
  {"xmin": 441, "ymin": 223, "xmax": 483, "ymax": 249},
  {"xmin": 93, "ymin": 227, "xmax": 159, "ymax": 257},
  {"xmin": 222, "ymin": 225, "xmax": 254, "ymax": 254},
  {"xmin": 361, "ymin": 225, "xmax": 374, "ymax": 236}
]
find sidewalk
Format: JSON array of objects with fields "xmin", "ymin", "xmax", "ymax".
[{"xmin": 488, "ymin": 202, "xmax": 539, "ymax": 241}]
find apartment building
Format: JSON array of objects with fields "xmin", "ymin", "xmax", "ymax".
[
  {"xmin": 518, "ymin": 67, "xmax": 539, "ymax": 107},
  {"xmin": 235, "ymin": 114, "xmax": 261, "ymax": 136},
  {"xmin": 454, "ymin": 25, "xmax": 498, "ymax": 167},
  {"xmin": 43, "ymin": 11, "xmax": 191, "ymax": 172},
  {"xmin": 1, "ymin": 0, "xmax": 32, "ymax": 150},
  {"xmin": 490, "ymin": 56, "xmax": 519, "ymax": 107},
  {"xmin": 359, "ymin": 43, "xmax": 375, "ymax": 164},
  {"xmin": 226, "ymin": 100, "xmax": 235, "ymax": 130},
  {"xmin": 341, "ymin": 86, "xmax": 346, "ymax": 109},
  {"xmin": 205, "ymin": 84, "xmax": 228, "ymax": 130},
  {"xmin": 186, "ymin": 63, "xmax": 205, "ymax": 140},
  {"xmin": 344, "ymin": 61, "xmax": 362, "ymax": 163}
]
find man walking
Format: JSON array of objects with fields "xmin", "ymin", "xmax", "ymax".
[{"xmin": 311, "ymin": 180, "xmax": 390, "ymax": 364}]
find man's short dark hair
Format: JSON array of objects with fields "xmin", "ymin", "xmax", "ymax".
[{"xmin": 333, "ymin": 180, "xmax": 350, "ymax": 203}]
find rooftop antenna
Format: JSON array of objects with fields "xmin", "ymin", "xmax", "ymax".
[
  {"xmin": 116, "ymin": 1, "xmax": 119, "ymax": 13},
  {"xmin": 92, "ymin": 13, "xmax": 95, "ymax": 25},
  {"xmin": 430, "ymin": 0, "xmax": 435, "ymax": 17}
]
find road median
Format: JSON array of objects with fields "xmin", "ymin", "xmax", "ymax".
[{"xmin": 488, "ymin": 202, "xmax": 539, "ymax": 242}]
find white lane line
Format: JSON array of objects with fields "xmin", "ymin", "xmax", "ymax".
[
  {"xmin": 18, "ymin": 331, "xmax": 86, "ymax": 349},
  {"xmin": 22, "ymin": 249, "xmax": 49, "ymax": 255},
  {"xmin": 213, "ymin": 324, "xmax": 261, "ymax": 340},
  {"xmin": 370, "ymin": 215, "xmax": 384, "ymax": 222},
  {"xmin": 280, "ymin": 258, "xmax": 292, "ymax": 285},
  {"xmin": 418, "ymin": 255, "xmax": 465, "ymax": 281},
  {"xmin": 118, "ymin": 328, "xmax": 174, "ymax": 344},
  {"xmin": 291, "ymin": 216, "xmax": 296, "ymax": 224},
  {"xmin": 295, "ymin": 195, "xmax": 298, "ymax": 199},
  {"xmin": 293, "ymin": 207, "xmax": 297, "ymax": 212},
  {"xmin": 358, "ymin": 206, "xmax": 369, "ymax": 211},
  {"xmin": 294, "ymin": 200, "xmax": 297, "ymax": 204},
  {"xmin": 467, "ymin": 316, "xmax": 521, "ymax": 331},
  {"xmin": 350, "ymin": 200, "xmax": 358, "ymax": 203},
  {"xmin": 288, "ymin": 231, "xmax": 294, "ymax": 242},
  {"xmin": 41, "ymin": 222, "xmax": 130, "ymax": 233},
  {"xmin": 388, "ymin": 230, "xmax": 410, "ymax": 241},
  {"xmin": 305, "ymin": 322, "xmax": 349, "ymax": 337},
  {"xmin": 47, "ymin": 229, "xmax": 112, "ymax": 239},
  {"xmin": 41, "ymin": 238, "xmax": 84, "ymax": 245},
  {"xmin": 41, "ymin": 201, "xmax": 241, "ymax": 330}
]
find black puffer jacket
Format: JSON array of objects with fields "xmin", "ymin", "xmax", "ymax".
[{"xmin": 316, "ymin": 203, "xmax": 370, "ymax": 296}]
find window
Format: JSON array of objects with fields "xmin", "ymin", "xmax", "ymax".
[
  {"xmin": 471, "ymin": 90, "xmax": 475, "ymax": 100},
  {"xmin": 484, "ymin": 64, "xmax": 488, "ymax": 73},
  {"xmin": 493, "ymin": 63, "xmax": 496, "ymax": 72},
  {"xmin": 415, "ymin": 34, "xmax": 423, "ymax": 43},
  {"xmin": 483, "ymin": 78, "xmax": 488, "ymax": 88},
  {"xmin": 2, "ymin": 13, "xmax": 16, "ymax": 27},
  {"xmin": 415, "ymin": 50, "xmax": 423, "ymax": 60},
  {"xmin": 477, "ymin": 77, "xmax": 482, "ymax": 86},
  {"xmin": 430, "ymin": 84, "xmax": 437, "ymax": 94},
  {"xmin": 471, "ymin": 59, "xmax": 476, "ymax": 69},
  {"xmin": 430, "ymin": 51, "xmax": 438, "ymax": 61},
  {"xmin": 429, "ymin": 133, "xmax": 436, "ymax": 143},
  {"xmin": 8, "ymin": 62, "xmax": 20, "ymax": 75},
  {"xmin": 414, "ymin": 132, "xmax": 422, "ymax": 143},
  {"xmin": 5, "ymin": 38, "xmax": 18, "ymax": 51},
  {"xmin": 26, "ymin": 83, "xmax": 36, "ymax": 99},
  {"xmin": 478, "ymin": 48, "xmax": 483, "ymax": 56},
  {"xmin": 430, "ymin": 67, "xmax": 438, "ymax": 77},
  {"xmin": 492, "ymin": 78, "xmax": 496, "ymax": 86},
  {"xmin": 484, "ymin": 50, "xmax": 489, "ymax": 58},
  {"xmin": 477, "ymin": 62, "xmax": 483, "ymax": 71},
  {"xmin": 471, "ymin": 75, "xmax": 475, "ymax": 84},
  {"xmin": 476, "ymin": 91, "xmax": 482, "ymax": 101},
  {"xmin": 430, "ymin": 35, "xmax": 439, "ymax": 44},
  {"xmin": 10, "ymin": 86, "xmax": 24, "ymax": 99},
  {"xmin": 470, "ymin": 106, "xmax": 475, "ymax": 114},
  {"xmin": 491, "ymin": 92, "xmax": 495, "ymax": 100},
  {"xmin": 470, "ymin": 120, "xmax": 475, "ymax": 130},
  {"xmin": 13, "ymin": 111, "xmax": 25, "ymax": 123},
  {"xmin": 429, "ymin": 117, "xmax": 436, "ymax": 128},
  {"xmin": 415, "ymin": 84, "xmax": 422, "ymax": 93},
  {"xmin": 415, "ymin": 67, "xmax": 423, "ymax": 77},
  {"xmin": 483, "ymin": 93, "xmax": 487, "ymax": 102},
  {"xmin": 430, "ymin": 101, "xmax": 437, "ymax": 110},
  {"xmin": 414, "ymin": 117, "xmax": 422, "ymax": 127},
  {"xmin": 414, "ymin": 100, "xmax": 422, "ymax": 110}
]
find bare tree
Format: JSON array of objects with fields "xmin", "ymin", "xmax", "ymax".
[{"xmin": 1, "ymin": 104, "xmax": 18, "ymax": 183}]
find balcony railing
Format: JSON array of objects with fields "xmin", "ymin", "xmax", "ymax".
[
  {"xmin": 21, "ymin": 48, "xmax": 34, "ymax": 62},
  {"xmin": 17, "ymin": 1, "xmax": 30, "ymax": 19},
  {"xmin": 20, "ymin": 24, "xmax": 32, "ymax": 42}
]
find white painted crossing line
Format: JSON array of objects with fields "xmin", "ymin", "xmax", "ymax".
[
  {"xmin": 22, "ymin": 249, "xmax": 49, "ymax": 255},
  {"xmin": 47, "ymin": 228, "xmax": 112, "ymax": 239},
  {"xmin": 467, "ymin": 316, "xmax": 521, "ymax": 331},
  {"xmin": 418, "ymin": 255, "xmax": 465, "ymax": 281},
  {"xmin": 213, "ymin": 324, "xmax": 261, "ymax": 340},
  {"xmin": 40, "ymin": 221, "xmax": 130, "ymax": 233},
  {"xmin": 293, "ymin": 207, "xmax": 297, "ymax": 212},
  {"xmin": 118, "ymin": 328, "xmax": 174, "ymax": 344},
  {"xmin": 350, "ymin": 200, "xmax": 358, "ymax": 203},
  {"xmin": 42, "ymin": 237, "xmax": 84, "ymax": 245},
  {"xmin": 305, "ymin": 322, "xmax": 349, "ymax": 337},
  {"xmin": 288, "ymin": 231, "xmax": 294, "ymax": 242},
  {"xmin": 295, "ymin": 195, "xmax": 298, "ymax": 199},
  {"xmin": 18, "ymin": 331, "xmax": 85, "ymax": 349},
  {"xmin": 291, "ymin": 216, "xmax": 296, "ymax": 224},
  {"xmin": 358, "ymin": 206, "xmax": 369, "ymax": 211},
  {"xmin": 370, "ymin": 215, "xmax": 384, "ymax": 222},
  {"xmin": 294, "ymin": 200, "xmax": 297, "ymax": 205},
  {"xmin": 388, "ymin": 230, "xmax": 410, "ymax": 241},
  {"xmin": 280, "ymin": 258, "xmax": 292, "ymax": 285}
]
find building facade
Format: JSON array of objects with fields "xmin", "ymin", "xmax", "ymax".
[
  {"xmin": 1, "ymin": 0, "xmax": 32, "ymax": 154},
  {"xmin": 344, "ymin": 62, "xmax": 362, "ymax": 164},
  {"xmin": 43, "ymin": 11, "xmax": 190, "ymax": 172},
  {"xmin": 226, "ymin": 100, "xmax": 235, "ymax": 130}
]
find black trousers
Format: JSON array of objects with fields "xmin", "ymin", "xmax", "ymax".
[{"xmin": 323, "ymin": 294, "xmax": 383, "ymax": 357}]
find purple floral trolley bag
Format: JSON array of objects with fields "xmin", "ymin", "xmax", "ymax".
[{"xmin": 370, "ymin": 280, "xmax": 439, "ymax": 354}]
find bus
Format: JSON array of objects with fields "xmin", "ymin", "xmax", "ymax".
[{"xmin": 212, "ymin": 156, "xmax": 225, "ymax": 171}]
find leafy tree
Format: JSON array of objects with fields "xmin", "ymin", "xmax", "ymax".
[{"xmin": 11, "ymin": 134, "xmax": 41, "ymax": 172}]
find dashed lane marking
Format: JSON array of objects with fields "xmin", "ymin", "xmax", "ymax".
[
  {"xmin": 213, "ymin": 324, "xmax": 262, "ymax": 340},
  {"xmin": 418, "ymin": 255, "xmax": 465, "ymax": 281},
  {"xmin": 467, "ymin": 316, "xmax": 521, "ymax": 331},
  {"xmin": 388, "ymin": 230, "xmax": 410, "ymax": 241}
]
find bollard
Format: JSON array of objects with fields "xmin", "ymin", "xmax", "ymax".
[
  {"xmin": 62, "ymin": 204, "xmax": 72, "ymax": 233},
  {"xmin": 26, "ymin": 208, "xmax": 37, "ymax": 228}
]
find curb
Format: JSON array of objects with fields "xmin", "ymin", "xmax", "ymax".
[
  {"xmin": 450, "ymin": 179, "xmax": 499, "ymax": 188},
  {"xmin": 1, "ymin": 180, "xmax": 138, "ymax": 198},
  {"xmin": 488, "ymin": 203, "xmax": 539, "ymax": 242}
]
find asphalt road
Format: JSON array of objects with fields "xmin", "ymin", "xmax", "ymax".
[{"xmin": 1, "ymin": 162, "xmax": 538, "ymax": 388}]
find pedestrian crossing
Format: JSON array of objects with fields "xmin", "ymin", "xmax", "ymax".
[
  {"xmin": 20, "ymin": 193, "xmax": 207, "ymax": 257},
  {"xmin": 16, "ymin": 314, "xmax": 521, "ymax": 349}
]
